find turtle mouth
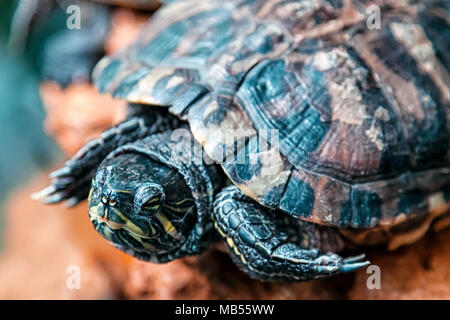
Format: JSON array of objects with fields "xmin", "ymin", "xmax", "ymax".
[
  {"xmin": 90, "ymin": 214, "xmax": 159, "ymax": 240},
  {"xmin": 88, "ymin": 203, "xmax": 153, "ymax": 238},
  {"xmin": 89, "ymin": 204, "xmax": 159, "ymax": 247},
  {"xmin": 93, "ymin": 215, "xmax": 124, "ymax": 230},
  {"xmin": 91, "ymin": 219, "xmax": 159, "ymax": 251}
]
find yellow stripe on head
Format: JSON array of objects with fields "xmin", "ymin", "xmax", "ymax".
[
  {"xmin": 112, "ymin": 208, "xmax": 146, "ymax": 236},
  {"xmin": 156, "ymin": 212, "xmax": 182, "ymax": 240}
]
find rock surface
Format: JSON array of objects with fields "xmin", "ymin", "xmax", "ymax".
[
  {"xmin": 104, "ymin": 8, "xmax": 150, "ymax": 55},
  {"xmin": 40, "ymin": 82, "xmax": 127, "ymax": 156}
]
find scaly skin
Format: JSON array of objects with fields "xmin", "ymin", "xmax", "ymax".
[{"xmin": 213, "ymin": 185, "xmax": 369, "ymax": 281}]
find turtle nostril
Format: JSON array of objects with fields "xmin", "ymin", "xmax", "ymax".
[{"xmin": 97, "ymin": 205, "xmax": 106, "ymax": 218}]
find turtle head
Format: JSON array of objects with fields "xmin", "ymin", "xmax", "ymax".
[{"xmin": 88, "ymin": 153, "xmax": 194, "ymax": 261}]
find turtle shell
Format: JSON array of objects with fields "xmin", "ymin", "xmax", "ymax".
[{"xmin": 93, "ymin": 0, "xmax": 450, "ymax": 228}]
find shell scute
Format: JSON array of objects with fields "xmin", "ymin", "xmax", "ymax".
[
  {"xmin": 340, "ymin": 189, "xmax": 382, "ymax": 228},
  {"xmin": 279, "ymin": 175, "xmax": 315, "ymax": 218},
  {"xmin": 221, "ymin": 133, "xmax": 293, "ymax": 208}
]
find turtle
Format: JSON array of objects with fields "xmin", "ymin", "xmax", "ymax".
[{"xmin": 34, "ymin": 0, "xmax": 450, "ymax": 281}]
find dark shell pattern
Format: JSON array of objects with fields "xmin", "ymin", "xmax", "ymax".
[{"xmin": 93, "ymin": 0, "xmax": 450, "ymax": 228}]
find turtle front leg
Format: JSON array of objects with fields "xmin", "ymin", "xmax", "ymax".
[
  {"xmin": 213, "ymin": 185, "xmax": 370, "ymax": 281},
  {"xmin": 32, "ymin": 105, "xmax": 179, "ymax": 206}
]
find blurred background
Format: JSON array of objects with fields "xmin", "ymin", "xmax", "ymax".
[
  {"xmin": 0, "ymin": 1, "xmax": 62, "ymax": 249},
  {"xmin": 0, "ymin": 0, "xmax": 449, "ymax": 300}
]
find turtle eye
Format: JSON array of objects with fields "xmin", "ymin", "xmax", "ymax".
[
  {"xmin": 102, "ymin": 196, "xmax": 108, "ymax": 204},
  {"xmin": 109, "ymin": 199, "xmax": 116, "ymax": 206},
  {"xmin": 142, "ymin": 198, "xmax": 161, "ymax": 211},
  {"xmin": 133, "ymin": 183, "xmax": 165, "ymax": 216}
]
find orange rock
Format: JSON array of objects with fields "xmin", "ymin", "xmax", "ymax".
[
  {"xmin": 105, "ymin": 8, "xmax": 151, "ymax": 55},
  {"xmin": 40, "ymin": 82, "xmax": 127, "ymax": 157},
  {"xmin": 122, "ymin": 249, "xmax": 346, "ymax": 299},
  {"xmin": 349, "ymin": 230, "xmax": 450, "ymax": 299}
]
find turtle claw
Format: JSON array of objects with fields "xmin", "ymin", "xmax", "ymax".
[
  {"xmin": 65, "ymin": 197, "xmax": 81, "ymax": 208},
  {"xmin": 49, "ymin": 165, "xmax": 72, "ymax": 178},
  {"xmin": 316, "ymin": 264, "xmax": 340, "ymax": 273},
  {"xmin": 314, "ymin": 253, "xmax": 369, "ymax": 275},
  {"xmin": 340, "ymin": 253, "xmax": 370, "ymax": 273},
  {"xmin": 339, "ymin": 260, "xmax": 370, "ymax": 273},
  {"xmin": 313, "ymin": 253, "xmax": 339, "ymax": 265},
  {"xmin": 31, "ymin": 185, "xmax": 57, "ymax": 200},
  {"xmin": 313, "ymin": 253, "xmax": 341, "ymax": 274},
  {"xmin": 42, "ymin": 192, "xmax": 66, "ymax": 204},
  {"xmin": 343, "ymin": 253, "xmax": 367, "ymax": 264}
]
